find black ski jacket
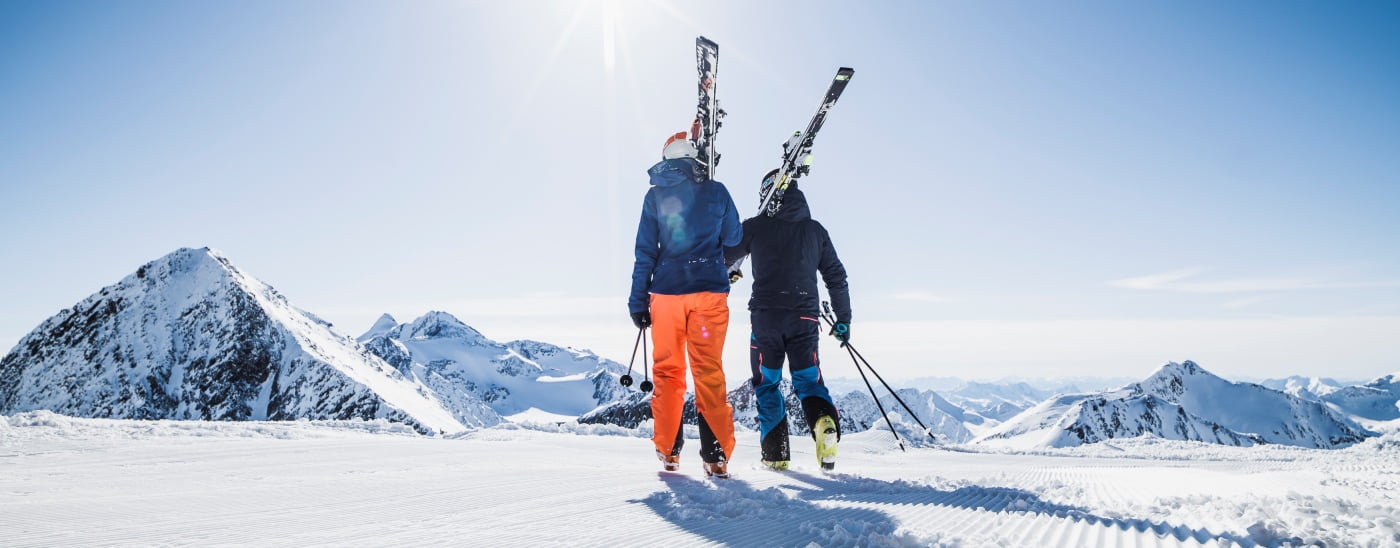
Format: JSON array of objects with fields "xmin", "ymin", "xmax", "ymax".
[{"xmin": 724, "ymin": 185, "xmax": 851, "ymax": 323}]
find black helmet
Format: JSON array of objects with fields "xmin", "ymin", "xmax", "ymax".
[{"xmin": 758, "ymin": 168, "xmax": 782, "ymax": 215}]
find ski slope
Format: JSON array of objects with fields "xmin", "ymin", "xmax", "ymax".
[{"xmin": 3, "ymin": 412, "xmax": 1397, "ymax": 547}]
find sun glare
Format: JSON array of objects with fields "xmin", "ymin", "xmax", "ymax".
[{"xmin": 602, "ymin": 0, "xmax": 618, "ymax": 72}]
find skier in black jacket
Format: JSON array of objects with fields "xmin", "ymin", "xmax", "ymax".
[{"xmin": 724, "ymin": 171, "xmax": 851, "ymax": 471}]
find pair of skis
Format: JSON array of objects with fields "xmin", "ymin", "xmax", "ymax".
[
  {"xmin": 756, "ymin": 67, "xmax": 855, "ymax": 216},
  {"xmin": 692, "ymin": 37, "xmax": 722, "ymax": 181},
  {"xmin": 687, "ymin": 37, "xmax": 853, "ymax": 281},
  {"xmin": 689, "ymin": 36, "xmax": 854, "ymax": 213}
]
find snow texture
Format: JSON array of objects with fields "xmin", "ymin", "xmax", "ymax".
[{"xmin": 3, "ymin": 410, "xmax": 1398, "ymax": 547}]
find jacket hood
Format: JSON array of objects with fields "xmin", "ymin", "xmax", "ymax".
[
  {"xmin": 773, "ymin": 184, "xmax": 812, "ymax": 222},
  {"xmin": 647, "ymin": 158, "xmax": 703, "ymax": 187}
]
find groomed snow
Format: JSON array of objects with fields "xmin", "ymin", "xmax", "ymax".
[{"xmin": 4, "ymin": 412, "xmax": 1397, "ymax": 547}]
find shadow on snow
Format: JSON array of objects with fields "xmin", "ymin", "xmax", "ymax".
[
  {"xmin": 637, "ymin": 470, "xmax": 1301, "ymax": 547},
  {"xmin": 635, "ymin": 471, "xmax": 914, "ymax": 547}
]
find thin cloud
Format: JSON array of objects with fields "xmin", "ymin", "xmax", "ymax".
[
  {"xmin": 1108, "ymin": 267, "xmax": 1210, "ymax": 291},
  {"xmin": 1221, "ymin": 295, "xmax": 1272, "ymax": 310},
  {"xmin": 1110, "ymin": 268, "xmax": 1400, "ymax": 294},
  {"xmin": 888, "ymin": 291, "xmax": 952, "ymax": 303}
]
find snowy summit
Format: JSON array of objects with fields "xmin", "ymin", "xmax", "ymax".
[{"xmin": 0, "ymin": 248, "xmax": 470, "ymax": 434}]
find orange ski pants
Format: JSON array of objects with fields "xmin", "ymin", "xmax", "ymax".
[{"xmin": 649, "ymin": 291, "xmax": 736, "ymax": 461}]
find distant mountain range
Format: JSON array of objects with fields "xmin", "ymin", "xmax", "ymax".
[
  {"xmin": 358, "ymin": 311, "xmax": 630, "ymax": 420},
  {"xmin": 2, "ymin": 248, "xmax": 1396, "ymax": 450},
  {"xmin": 974, "ymin": 361, "xmax": 1374, "ymax": 449},
  {"xmin": 0, "ymin": 248, "xmax": 626, "ymax": 435},
  {"xmin": 1322, "ymin": 376, "xmax": 1400, "ymax": 421}
]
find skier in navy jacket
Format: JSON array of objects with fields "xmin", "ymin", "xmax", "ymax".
[
  {"xmin": 630, "ymin": 131, "xmax": 743, "ymax": 478},
  {"xmin": 724, "ymin": 171, "xmax": 850, "ymax": 470}
]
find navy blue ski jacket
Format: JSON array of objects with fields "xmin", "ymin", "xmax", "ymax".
[
  {"xmin": 723, "ymin": 185, "xmax": 851, "ymax": 323},
  {"xmin": 629, "ymin": 158, "xmax": 743, "ymax": 314}
]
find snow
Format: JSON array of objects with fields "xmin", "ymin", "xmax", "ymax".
[
  {"xmin": 976, "ymin": 362, "xmax": 1371, "ymax": 450},
  {"xmin": 4, "ymin": 411, "xmax": 1398, "ymax": 547},
  {"xmin": 538, "ymin": 373, "xmax": 591, "ymax": 382},
  {"xmin": 6, "ymin": 249, "xmax": 1400, "ymax": 545},
  {"xmin": 505, "ymin": 407, "xmax": 580, "ymax": 424},
  {"xmin": 357, "ymin": 311, "xmax": 629, "ymax": 418},
  {"xmin": 0, "ymin": 247, "xmax": 479, "ymax": 434}
]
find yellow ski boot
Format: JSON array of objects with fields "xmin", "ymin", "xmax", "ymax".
[{"xmin": 814, "ymin": 415, "xmax": 838, "ymax": 471}]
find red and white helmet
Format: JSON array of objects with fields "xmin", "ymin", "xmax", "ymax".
[{"xmin": 662, "ymin": 131, "xmax": 698, "ymax": 160}]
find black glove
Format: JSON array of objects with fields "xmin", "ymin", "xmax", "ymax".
[
  {"xmin": 728, "ymin": 267, "xmax": 743, "ymax": 284},
  {"xmin": 830, "ymin": 321, "xmax": 850, "ymax": 343},
  {"xmin": 631, "ymin": 311, "xmax": 651, "ymax": 329}
]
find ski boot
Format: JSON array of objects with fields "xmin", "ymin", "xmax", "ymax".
[
  {"xmin": 814, "ymin": 415, "xmax": 838, "ymax": 471},
  {"xmin": 657, "ymin": 450, "xmax": 680, "ymax": 472},
  {"xmin": 703, "ymin": 457, "xmax": 730, "ymax": 479},
  {"xmin": 761, "ymin": 459, "xmax": 790, "ymax": 471}
]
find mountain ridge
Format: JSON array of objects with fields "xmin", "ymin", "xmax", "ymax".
[
  {"xmin": 0, "ymin": 248, "xmax": 477, "ymax": 434},
  {"xmin": 975, "ymin": 360, "xmax": 1373, "ymax": 449}
]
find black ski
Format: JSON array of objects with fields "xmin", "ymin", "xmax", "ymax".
[
  {"xmin": 692, "ymin": 36, "xmax": 724, "ymax": 180},
  {"xmin": 757, "ymin": 67, "xmax": 854, "ymax": 216}
]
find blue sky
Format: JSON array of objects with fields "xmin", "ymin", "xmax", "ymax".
[{"xmin": 2, "ymin": 1, "xmax": 1397, "ymax": 382}]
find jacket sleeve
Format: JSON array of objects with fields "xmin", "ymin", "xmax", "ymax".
[
  {"xmin": 814, "ymin": 222, "xmax": 851, "ymax": 323},
  {"xmin": 718, "ymin": 183, "xmax": 743, "ymax": 248},
  {"xmin": 629, "ymin": 191, "xmax": 659, "ymax": 314},
  {"xmin": 724, "ymin": 218, "xmax": 753, "ymax": 267}
]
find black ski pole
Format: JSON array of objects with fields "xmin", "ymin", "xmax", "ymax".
[
  {"xmin": 848, "ymin": 339, "xmax": 905, "ymax": 452},
  {"xmin": 620, "ymin": 326, "xmax": 654, "ymax": 393},
  {"xmin": 818, "ymin": 304, "xmax": 903, "ymax": 451},
  {"xmin": 640, "ymin": 328, "xmax": 653, "ymax": 392},
  {"xmin": 844, "ymin": 339, "xmax": 938, "ymax": 444},
  {"xmin": 821, "ymin": 302, "xmax": 939, "ymax": 445}
]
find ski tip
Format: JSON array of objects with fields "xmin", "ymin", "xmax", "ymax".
[
  {"xmin": 836, "ymin": 67, "xmax": 854, "ymax": 80},
  {"xmin": 697, "ymin": 36, "xmax": 718, "ymax": 48}
]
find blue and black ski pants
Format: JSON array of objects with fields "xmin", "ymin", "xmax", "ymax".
[{"xmin": 750, "ymin": 308, "xmax": 840, "ymax": 462}]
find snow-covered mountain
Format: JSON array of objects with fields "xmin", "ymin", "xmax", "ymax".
[
  {"xmin": 1322, "ymin": 374, "xmax": 1400, "ymax": 421},
  {"xmin": 358, "ymin": 312, "xmax": 631, "ymax": 420},
  {"xmin": 1257, "ymin": 375, "xmax": 1348, "ymax": 400},
  {"xmin": 834, "ymin": 388, "xmax": 976, "ymax": 443},
  {"xmin": 975, "ymin": 361, "xmax": 1373, "ymax": 449},
  {"xmin": 941, "ymin": 381, "xmax": 1055, "ymax": 423},
  {"xmin": 0, "ymin": 248, "xmax": 483, "ymax": 434},
  {"xmin": 580, "ymin": 380, "xmax": 973, "ymax": 444},
  {"xmin": 578, "ymin": 381, "xmax": 846, "ymax": 434}
]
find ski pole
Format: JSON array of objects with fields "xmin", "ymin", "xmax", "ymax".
[
  {"xmin": 848, "ymin": 338, "xmax": 905, "ymax": 452},
  {"xmin": 821, "ymin": 301, "xmax": 939, "ymax": 445},
  {"xmin": 620, "ymin": 326, "xmax": 654, "ymax": 393},
  {"xmin": 818, "ymin": 304, "xmax": 903, "ymax": 451},
  {"xmin": 640, "ymin": 329, "xmax": 653, "ymax": 392}
]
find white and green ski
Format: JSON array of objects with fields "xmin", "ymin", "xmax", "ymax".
[{"xmin": 757, "ymin": 67, "xmax": 855, "ymax": 217}]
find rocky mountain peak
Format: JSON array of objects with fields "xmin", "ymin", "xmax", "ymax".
[{"xmin": 395, "ymin": 311, "xmax": 487, "ymax": 343}]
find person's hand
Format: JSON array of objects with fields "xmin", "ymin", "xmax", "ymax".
[
  {"xmin": 728, "ymin": 267, "xmax": 743, "ymax": 284},
  {"xmin": 631, "ymin": 311, "xmax": 651, "ymax": 329},
  {"xmin": 830, "ymin": 321, "xmax": 850, "ymax": 343}
]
